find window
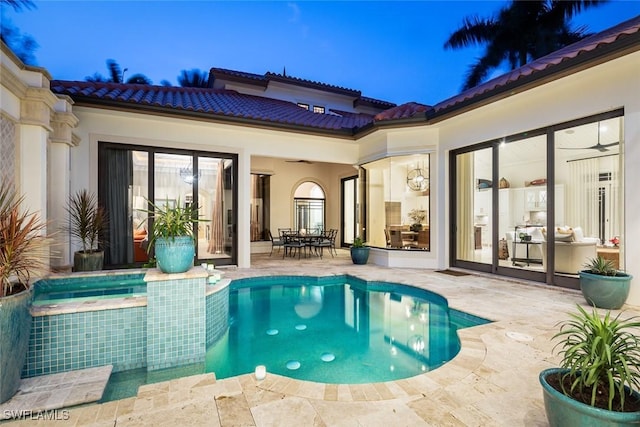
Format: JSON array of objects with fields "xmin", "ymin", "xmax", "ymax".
[
  {"xmin": 251, "ymin": 174, "xmax": 270, "ymax": 241},
  {"xmin": 293, "ymin": 181, "xmax": 325, "ymax": 232},
  {"xmin": 313, "ymin": 106, "xmax": 325, "ymax": 114},
  {"xmin": 362, "ymin": 154, "xmax": 430, "ymax": 250},
  {"xmin": 297, "ymin": 103, "xmax": 309, "ymax": 110},
  {"xmin": 341, "ymin": 175, "xmax": 359, "ymax": 246},
  {"xmin": 450, "ymin": 110, "xmax": 624, "ymax": 288}
]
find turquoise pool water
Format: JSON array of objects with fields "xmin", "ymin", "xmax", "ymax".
[
  {"xmin": 33, "ymin": 273, "xmax": 146, "ymax": 305},
  {"xmin": 34, "ymin": 274, "xmax": 488, "ymax": 402},
  {"xmin": 205, "ymin": 276, "xmax": 490, "ymax": 384}
]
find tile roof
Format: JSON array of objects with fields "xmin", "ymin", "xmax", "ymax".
[
  {"xmin": 432, "ymin": 14, "xmax": 640, "ymax": 113},
  {"xmin": 50, "ymin": 81, "xmax": 375, "ymax": 134},
  {"xmin": 210, "ymin": 67, "xmax": 396, "ymax": 109},
  {"xmin": 374, "ymin": 102, "xmax": 431, "ymax": 122},
  {"xmin": 50, "ymin": 16, "xmax": 638, "ymax": 134}
]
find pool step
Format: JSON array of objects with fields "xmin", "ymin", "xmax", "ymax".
[{"xmin": 0, "ymin": 365, "xmax": 113, "ymax": 420}]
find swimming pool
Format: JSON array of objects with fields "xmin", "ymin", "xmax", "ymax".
[
  {"xmin": 204, "ymin": 276, "xmax": 490, "ymax": 384},
  {"xmin": 33, "ymin": 273, "xmax": 146, "ymax": 305},
  {"xmin": 27, "ymin": 272, "xmax": 490, "ymax": 401}
]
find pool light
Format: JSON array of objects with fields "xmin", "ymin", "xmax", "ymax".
[{"xmin": 255, "ymin": 365, "xmax": 266, "ymax": 380}]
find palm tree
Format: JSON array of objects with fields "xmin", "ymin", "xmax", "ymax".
[
  {"xmin": 85, "ymin": 59, "xmax": 152, "ymax": 84},
  {"xmin": 0, "ymin": 0, "xmax": 37, "ymax": 64},
  {"xmin": 177, "ymin": 69, "xmax": 210, "ymax": 88},
  {"xmin": 444, "ymin": 0, "xmax": 609, "ymax": 90}
]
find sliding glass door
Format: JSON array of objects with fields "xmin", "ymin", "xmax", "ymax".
[
  {"xmin": 454, "ymin": 148, "xmax": 493, "ymax": 266},
  {"xmin": 99, "ymin": 143, "xmax": 237, "ymax": 268},
  {"xmin": 341, "ymin": 175, "xmax": 358, "ymax": 246},
  {"xmin": 450, "ymin": 110, "xmax": 624, "ymax": 288}
]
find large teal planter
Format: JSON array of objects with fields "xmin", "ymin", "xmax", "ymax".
[
  {"xmin": 154, "ymin": 236, "xmax": 195, "ymax": 274},
  {"xmin": 540, "ymin": 368, "xmax": 640, "ymax": 427},
  {"xmin": 0, "ymin": 288, "xmax": 33, "ymax": 403},
  {"xmin": 350, "ymin": 247, "xmax": 370, "ymax": 265},
  {"xmin": 579, "ymin": 271, "xmax": 633, "ymax": 310}
]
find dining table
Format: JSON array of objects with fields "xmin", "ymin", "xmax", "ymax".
[{"xmin": 281, "ymin": 231, "xmax": 326, "ymax": 258}]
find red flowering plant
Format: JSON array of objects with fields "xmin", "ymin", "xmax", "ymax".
[{"xmin": 610, "ymin": 236, "xmax": 620, "ymax": 247}]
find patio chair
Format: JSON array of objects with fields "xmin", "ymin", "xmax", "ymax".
[
  {"xmin": 311, "ymin": 230, "xmax": 334, "ymax": 259},
  {"xmin": 267, "ymin": 229, "xmax": 284, "ymax": 256},
  {"xmin": 282, "ymin": 231, "xmax": 307, "ymax": 259}
]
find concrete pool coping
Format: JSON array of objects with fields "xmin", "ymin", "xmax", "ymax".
[{"xmin": 6, "ymin": 250, "xmax": 640, "ymax": 426}]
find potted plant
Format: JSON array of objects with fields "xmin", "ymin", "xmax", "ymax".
[
  {"xmin": 350, "ymin": 236, "xmax": 370, "ymax": 265},
  {"xmin": 579, "ymin": 256, "xmax": 633, "ymax": 310},
  {"xmin": 408, "ymin": 209, "xmax": 425, "ymax": 232},
  {"xmin": 65, "ymin": 189, "xmax": 107, "ymax": 272},
  {"xmin": 540, "ymin": 305, "xmax": 640, "ymax": 426},
  {"xmin": 0, "ymin": 184, "xmax": 50, "ymax": 403},
  {"xmin": 142, "ymin": 198, "xmax": 207, "ymax": 274}
]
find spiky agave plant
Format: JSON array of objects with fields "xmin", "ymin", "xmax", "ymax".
[
  {"xmin": 584, "ymin": 256, "xmax": 618, "ymax": 276},
  {"xmin": 0, "ymin": 183, "xmax": 50, "ymax": 297},
  {"xmin": 553, "ymin": 305, "xmax": 640, "ymax": 411}
]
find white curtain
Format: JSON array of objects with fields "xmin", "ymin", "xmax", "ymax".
[
  {"xmin": 456, "ymin": 153, "xmax": 474, "ymax": 260},
  {"xmin": 605, "ymin": 155, "xmax": 621, "ymax": 241},
  {"xmin": 208, "ymin": 160, "xmax": 224, "ymax": 254},
  {"xmin": 568, "ymin": 158, "xmax": 599, "ymax": 237}
]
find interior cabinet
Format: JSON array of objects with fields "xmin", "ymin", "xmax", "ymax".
[
  {"xmin": 497, "ymin": 185, "xmax": 564, "ymax": 239},
  {"xmin": 474, "ymin": 189, "xmax": 491, "ymax": 215},
  {"xmin": 525, "ymin": 187, "xmax": 547, "ymax": 211}
]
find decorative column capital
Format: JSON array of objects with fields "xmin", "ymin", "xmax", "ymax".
[
  {"xmin": 50, "ymin": 110, "xmax": 79, "ymax": 147},
  {"xmin": 20, "ymin": 87, "xmax": 58, "ymax": 130}
]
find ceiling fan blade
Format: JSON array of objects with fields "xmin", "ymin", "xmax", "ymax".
[
  {"xmin": 599, "ymin": 141, "xmax": 619, "ymax": 148},
  {"xmin": 558, "ymin": 141, "xmax": 619, "ymax": 151}
]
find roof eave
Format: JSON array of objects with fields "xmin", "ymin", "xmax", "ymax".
[
  {"xmin": 209, "ymin": 69, "xmax": 268, "ymax": 89},
  {"xmin": 354, "ymin": 113, "xmax": 429, "ymax": 138},
  {"xmin": 69, "ymin": 97, "xmax": 358, "ymax": 139},
  {"xmin": 428, "ymin": 30, "xmax": 640, "ymax": 124}
]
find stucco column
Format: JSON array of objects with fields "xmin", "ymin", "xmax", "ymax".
[
  {"xmin": 19, "ymin": 87, "xmax": 57, "ymax": 213},
  {"xmin": 237, "ymin": 149, "xmax": 251, "ymax": 268},
  {"xmin": 624, "ymin": 108, "xmax": 640, "ymax": 307},
  {"xmin": 49, "ymin": 97, "xmax": 79, "ymax": 269},
  {"xmin": 19, "ymin": 86, "xmax": 57, "ymax": 273}
]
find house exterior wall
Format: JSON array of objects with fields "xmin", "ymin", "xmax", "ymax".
[
  {"xmin": 434, "ymin": 51, "xmax": 640, "ymax": 306},
  {"xmin": 1, "ymin": 43, "xmax": 77, "ymax": 268},
  {"xmin": 67, "ymin": 106, "xmax": 360, "ymax": 267},
  {"xmin": 2, "ymin": 36, "xmax": 638, "ymax": 306}
]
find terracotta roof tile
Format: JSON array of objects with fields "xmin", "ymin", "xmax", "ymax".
[
  {"xmin": 50, "ymin": 81, "xmax": 375, "ymax": 133},
  {"xmin": 49, "ymin": 17, "xmax": 637, "ymax": 134},
  {"xmin": 210, "ymin": 67, "xmax": 395, "ymax": 108},
  {"xmin": 434, "ymin": 15, "xmax": 640, "ymax": 112},
  {"xmin": 374, "ymin": 102, "xmax": 431, "ymax": 122}
]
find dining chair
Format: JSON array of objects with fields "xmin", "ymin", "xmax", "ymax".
[
  {"xmin": 311, "ymin": 230, "xmax": 333, "ymax": 259},
  {"xmin": 267, "ymin": 229, "xmax": 284, "ymax": 256},
  {"xmin": 282, "ymin": 231, "xmax": 306, "ymax": 259}
]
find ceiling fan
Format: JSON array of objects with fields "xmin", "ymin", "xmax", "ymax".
[
  {"xmin": 559, "ymin": 122, "xmax": 619, "ymax": 152},
  {"xmin": 285, "ymin": 159, "xmax": 313, "ymax": 164}
]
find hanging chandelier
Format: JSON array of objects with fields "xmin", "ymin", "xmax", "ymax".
[{"xmin": 406, "ymin": 164, "xmax": 428, "ymax": 192}]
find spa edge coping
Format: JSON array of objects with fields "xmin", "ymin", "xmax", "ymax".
[{"xmin": 30, "ymin": 273, "xmax": 231, "ymax": 317}]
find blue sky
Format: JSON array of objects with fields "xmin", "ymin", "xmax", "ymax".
[{"xmin": 3, "ymin": 1, "xmax": 639, "ymax": 105}]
